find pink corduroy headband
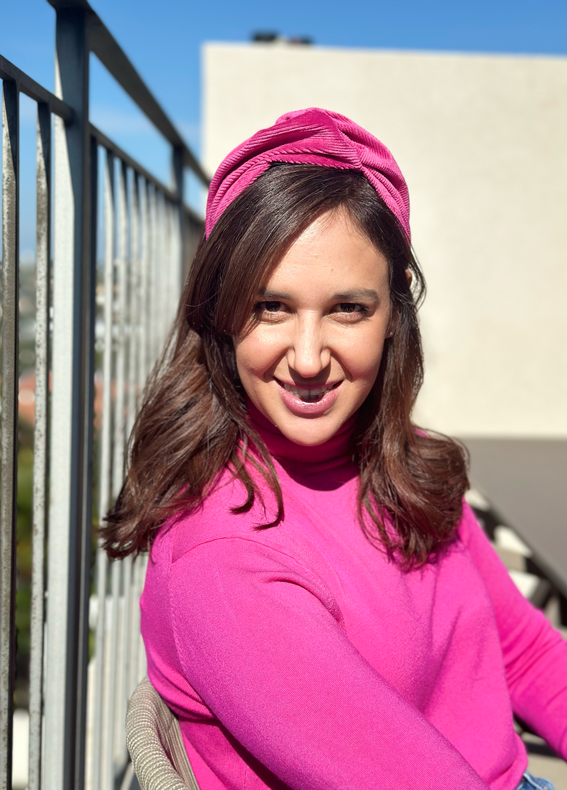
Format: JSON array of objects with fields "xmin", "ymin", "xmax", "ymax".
[{"xmin": 205, "ymin": 107, "xmax": 410, "ymax": 240}]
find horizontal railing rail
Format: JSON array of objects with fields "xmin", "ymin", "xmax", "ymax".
[
  {"xmin": 47, "ymin": 0, "xmax": 209, "ymax": 184},
  {"xmin": 0, "ymin": 54, "xmax": 74, "ymax": 122}
]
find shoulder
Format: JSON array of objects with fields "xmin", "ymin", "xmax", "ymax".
[
  {"xmin": 158, "ymin": 467, "xmax": 268, "ymax": 561},
  {"xmin": 160, "ymin": 466, "xmax": 319, "ymax": 570},
  {"xmin": 149, "ymin": 465, "xmax": 342, "ymax": 605}
]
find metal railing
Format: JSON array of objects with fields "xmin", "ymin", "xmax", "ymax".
[{"xmin": 0, "ymin": 2, "xmax": 207, "ymax": 788}]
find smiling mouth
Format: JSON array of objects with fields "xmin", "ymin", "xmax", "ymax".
[{"xmin": 275, "ymin": 379, "xmax": 341, "ymax": 403}]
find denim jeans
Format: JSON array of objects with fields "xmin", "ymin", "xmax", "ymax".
[{"xmin": 516, "ymin": 771, "xmax": 555, "ymax": 790}]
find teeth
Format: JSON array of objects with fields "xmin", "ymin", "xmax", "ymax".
[{"xmin": 281, "ymin": 382, "xmax": 335, "ymax": 402}]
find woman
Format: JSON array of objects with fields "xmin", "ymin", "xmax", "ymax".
[{"xmin": 104, "ymin": 108, "xmax": 567, "ymax": 790}]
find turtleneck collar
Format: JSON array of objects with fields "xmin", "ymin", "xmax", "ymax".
[{"xmin": 246, "ymin": 399, "xmax": 358, "ymax": 487}]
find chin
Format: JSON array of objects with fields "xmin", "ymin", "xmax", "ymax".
[{"xmin": 276, "ymin": 416, "xmax": 343, "ymax": 446}]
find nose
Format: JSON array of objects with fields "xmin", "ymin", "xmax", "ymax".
[{"xmin": 286, "ymin": 314, "xmax": 331, "ymax": 378}]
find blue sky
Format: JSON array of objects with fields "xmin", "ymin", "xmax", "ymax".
[{"xmin": 2, "ymin": 0, "xmax": 567, "ymax": 254}]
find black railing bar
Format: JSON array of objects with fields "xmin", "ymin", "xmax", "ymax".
[
  {"xmin": 139, "ymin": 181, "xmax": 150, "ymax": 382},
  {"xmin": 0, "ymin": 77, "xmax": 19, "ymax": 790},
  {"xmin": 118, "ymin": 175, "xmax": 133, "ymax": 718},
  {"xmin": 128, "ymin": 175, "xmax": 142, "ymax": 438},
  {"xmin": 0, "ymin": 54, "xmax": 74, "ymax": 123},
  {"xmin": 28, "ymin": 101, "xmax": 52, "ymax": 790},
  {"xmin": 90, "ymin": 123, "xmax": 183, "ymax": 206},
  {"xmin": 91, "ymin": 147, "xmax": 115, "ymax": 790},
  {"xmin": 108, "ymin": 159, "xmax": 129, "ymax": 775},
  {"xmin": 43, "ymin": 10, "xmax": 94, "ymax": 784},
  {"xmin": 47, "ymin": 0, "xmax": 209, "ymax": 186}
]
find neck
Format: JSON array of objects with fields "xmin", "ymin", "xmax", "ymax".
[{"xmin": 246, "ymin": 399, "xmax": 357, "ymax": 482}]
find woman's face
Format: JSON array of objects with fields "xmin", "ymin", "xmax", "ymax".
[{"xmin": 234, "ymin": 208, "xmax": 393, "ymax": 446}]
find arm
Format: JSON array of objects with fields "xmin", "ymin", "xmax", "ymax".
[
  {"xmin": 170, "ymin": 536, "xmax": 489, "ymax": 790},
  {"xmin": 461, "ymin": 505, "xmax": 567, "ymax": 759}
]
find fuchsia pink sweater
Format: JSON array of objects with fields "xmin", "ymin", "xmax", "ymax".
[{"xmin": 141, "ymin": 412, "xmax": 567, "ymax": 790}]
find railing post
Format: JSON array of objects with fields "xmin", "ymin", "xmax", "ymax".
[
  {"xmin": 44, "ymin": 8, "xmax": 95, "ymax": 790},
  {"xmin": 28, "ymin": 100, "xmax": 52, "ymax": 790},
  {"xmin": 91, "ymin": 148, "xmax": 115, "ymax": 790},
  {"xmin": 172, "ymin": 144, "xmax": 184, "ymax": 293},
  {"xmin": 0, "ymin": 77, "xmax": 19, "ymax": 790}
]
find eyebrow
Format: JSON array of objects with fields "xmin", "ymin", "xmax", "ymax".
[
  {"xmin": 257, "ymin": 287, "xmax": 380, "ymax": 301},
  {"xmin": 257, "ymin": 289, "xmax": 293, "ymax": 301},
  {"xmin": 331, "ymin": 288, "xmax": 380, "ymax": 301}
]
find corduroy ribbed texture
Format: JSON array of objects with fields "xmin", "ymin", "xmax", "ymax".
[{"xmin": 205, "ymin": 107, "xmax": 411, "ymax": 239}]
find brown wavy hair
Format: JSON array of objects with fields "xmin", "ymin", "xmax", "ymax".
[{"xmin": 102, "ymin": 164, "xmax": 469, "ymax": 566}]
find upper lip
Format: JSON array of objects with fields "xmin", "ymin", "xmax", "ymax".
[{"xmin": 275, "ymin": 378, "xmax": 341, "ymax": 390}]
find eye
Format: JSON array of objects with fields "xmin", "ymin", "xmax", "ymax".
[
  {"xmin": 263, "ymin": 301, "xmax": 283, "ymax": 312},
  {"xmin": 333, "ymin": 302, "xmax": 368, "ymax": 315},
  {"xmin": 253, "ymin": 300, "xmax": 288, "ymax": 320}
]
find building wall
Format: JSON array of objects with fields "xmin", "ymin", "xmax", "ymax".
[{"xmin": 203, "ymin": 43, "xmax": 567, "ymax": 438}]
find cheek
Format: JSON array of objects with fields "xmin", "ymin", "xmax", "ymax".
[
  {"xmin": 234, "ymin": 340, "xmax": 253, "ymax": 382},
  {"xmin": 234, "ymin": 332, "xmax": 277, "ymax": 381},
  {"xmin": 338, "ymin": 331, "xmax": 386, "ymax": 383}
]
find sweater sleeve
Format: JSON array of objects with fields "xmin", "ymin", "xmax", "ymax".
[
  {"xmin": 169, "ymin": 536, "xmax": 489, "ymax": 790},
  {"xmin": 461, "ymin": 505, "xmax": 567, "ymax": 759}
]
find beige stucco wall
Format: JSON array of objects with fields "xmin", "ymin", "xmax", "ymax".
[{"xmin": 203, "ymin": 43, "xmax": 567, "ymax": 438}]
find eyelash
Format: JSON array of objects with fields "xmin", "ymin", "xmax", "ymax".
[
  {"xmin": 260, "ymin": 301, "xmax": 283, "ymax": 313},
  {"xmin": 253, "ymin": 301, "xmax": 369, "ymax": 317},
  {"xmin": 334, "ymin": 303, "xmax": 368, "ymax": 315}
]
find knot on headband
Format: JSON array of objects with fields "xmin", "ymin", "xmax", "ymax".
[{"xmin": 205, "ymin": 107, "xmax": 410, "ymax": 240}]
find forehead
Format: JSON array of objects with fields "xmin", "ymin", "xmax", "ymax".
[{"xmin": 263, "ymin": 209, "xmax": 390, "ymax": 293}]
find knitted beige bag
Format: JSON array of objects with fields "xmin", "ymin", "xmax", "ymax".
[{"xmin": 126, "ymin": 677, "xmax": 199, "ymax": 790}]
